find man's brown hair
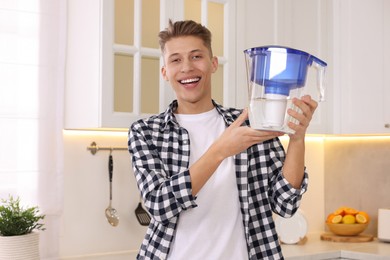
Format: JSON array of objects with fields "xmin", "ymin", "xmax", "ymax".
[{"xmin": 158, "ymin": 19, "xmax": 213, "ymax": 57}]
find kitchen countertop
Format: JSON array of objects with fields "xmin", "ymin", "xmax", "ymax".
[
  {"xmin": 282, "ymin": 232, "xmax": 390, "ymax": 260},
  {"xmin": 61, "ymin": 232, "xmax": 390, "ymax": 259}
]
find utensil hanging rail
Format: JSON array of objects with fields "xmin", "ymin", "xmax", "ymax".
[{"xmin": 87, "ymin": 142, "xmax": 127, "ymax": 155}]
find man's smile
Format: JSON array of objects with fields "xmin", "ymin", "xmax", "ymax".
[{"xmin": 179, "ymin": 77, "xmax": 201, "ymax": 84}]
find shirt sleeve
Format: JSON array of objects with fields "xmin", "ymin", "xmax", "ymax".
[
  {"xmin": 128, "ymin": 121, "xmax": 197, "ymax": 225},
  {"xmin": 267, "ymin": 138, "xmax": 309, "ymax": 217}
]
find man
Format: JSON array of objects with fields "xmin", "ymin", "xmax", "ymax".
[{"xmin": 128, "ymin": 19, "xmax": 317, "ymax": 259}]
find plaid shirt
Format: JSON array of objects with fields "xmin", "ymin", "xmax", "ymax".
[{"xmin": 128, "ymin": 100, "xmax": 308, "ymax": 260}]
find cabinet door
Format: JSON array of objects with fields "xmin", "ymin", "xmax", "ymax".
[
  {"xmin": 333, "ymin": 0, "xmax": 390, "ymax": 134},
  {"xmin": 65, "ymin": 0, "xmax": 103, "ymax": 129}
]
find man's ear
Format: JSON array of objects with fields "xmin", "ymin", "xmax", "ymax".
[
  {"xmin": 211, "ymin": 56, "xmax": 219, "ymax": 73},
  {"xmin": 161, "ymin": 66, "xmax": 168, "ymax": 81}
]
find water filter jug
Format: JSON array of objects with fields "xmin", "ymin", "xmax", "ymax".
[{"xmin": 244, "ymin": 46, "xmax": 327, "ymax": 134}]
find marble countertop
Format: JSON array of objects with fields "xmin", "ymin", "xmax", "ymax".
[{"xmin": 282, "ymin": 232, "xmax": 390, "ymax": 260}]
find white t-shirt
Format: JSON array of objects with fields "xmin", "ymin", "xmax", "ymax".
[{"xmin": 168, "ymin": 108, "xmax": 248, "ymax": 260}]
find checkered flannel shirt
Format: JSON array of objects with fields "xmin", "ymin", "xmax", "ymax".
[{"xmin": 128, "ymin": 100, "xmax": 308, "ymax": 260}]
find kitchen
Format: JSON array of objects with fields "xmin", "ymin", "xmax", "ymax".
[{"xmin": 1, "ymin": 0, "xmax": 390, "ymax": 259}]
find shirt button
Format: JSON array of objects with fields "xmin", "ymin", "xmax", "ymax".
[{"xmin": 182, "ymin": 140, "xmax": 189, "ymax": 145}]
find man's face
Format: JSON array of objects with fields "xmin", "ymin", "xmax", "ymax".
[{"xmin": 161, "ymin": 36, "xmax": 218, "ymax": 112}]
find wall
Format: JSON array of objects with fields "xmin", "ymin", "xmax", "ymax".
[
  {"xmin": 59, "ymin": 132, "xmax": 325, "ymax": 259},
  {"xmin": 280, "ymin": 137, "xmax": 325, "ymax": 235},
  {"xmin": 60, "ymin": 131, "xmax": 143, "ymax": 259},
  {"xmin": 324, "ymin": 136, "xmax": 390, "ymax": 236}
]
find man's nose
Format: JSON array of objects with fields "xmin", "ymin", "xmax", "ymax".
[{"xmin": 181, "ymin": 58, "xmax": 194, "ymax": 73}]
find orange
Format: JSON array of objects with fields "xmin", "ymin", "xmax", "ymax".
[
  {"xmin": 356, "ymin": 211, "xmax": 370, "ymax": 224},
  {"xmin": 342, "ymin": 214, "xmax": 356, "ymax": 224},
  {"xmin": 326, "ymin": 213, "xmax": 335, "ymax": 223},
  {"xmin": 328, "ymin": 214, "xmax": 343, "ymax": 224},
  {"xmin": 333, "ymin": 206, "xmax": 347, "ymax": 216},
  {"xmin": 344, "ymin": 207, "xmax": 359, "ymax": 216}
]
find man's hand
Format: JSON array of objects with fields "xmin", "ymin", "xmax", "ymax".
[
  {"xmin": 214, "ymin": 109, "xmax": 284, "ymax": 160},
  {"xmin": 287, "ymin": 95, "xmax": 318, "ymax": 141}
]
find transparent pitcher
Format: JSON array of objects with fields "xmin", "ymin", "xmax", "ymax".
[{"xmin": 244, "ymin": 46, "xmax": 327, "ymax": 134}]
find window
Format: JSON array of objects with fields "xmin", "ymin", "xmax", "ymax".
[
  {"xmin": 0, "ymin": 0, "xmax": 42, "ymax": 201},
  {"xmin": 0, "ymin": 0, "xmax": 65, "ymax": 257}
]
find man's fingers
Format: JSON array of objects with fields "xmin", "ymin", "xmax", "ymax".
[{"xmin": 231, "ymin": 108, "xmax": 249, "ymax": 127}]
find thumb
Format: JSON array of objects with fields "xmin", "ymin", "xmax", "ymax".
[{"xmin": 231, "ymin": 108, "xmax": 249, "ymax": 127}]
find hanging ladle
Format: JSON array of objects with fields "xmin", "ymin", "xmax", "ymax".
[{"xmin": 105, "ymin": 150, "xmax": 119, "ymax": 226}]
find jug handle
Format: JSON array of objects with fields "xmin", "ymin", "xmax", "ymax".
[{"xmin": 311, "ymin": 56, "xmax": 327, "ymax": 102}]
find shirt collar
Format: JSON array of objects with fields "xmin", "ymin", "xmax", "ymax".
[{"xmin": 160, "ymin": 100, "xmax": 237, "ymax": 131}]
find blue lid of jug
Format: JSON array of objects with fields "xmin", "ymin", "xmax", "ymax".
[
  {"xmin": 244, "ymin": 45, "xmax": 327, "ymax": 67},
  {"xmin": 244, "ymin": 45, "xmax": 327, "ymax": 97}
]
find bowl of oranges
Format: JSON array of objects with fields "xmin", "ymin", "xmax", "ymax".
[{"xmin": 326, "ymin": 206, "xmax": 370, "ymax": 236}]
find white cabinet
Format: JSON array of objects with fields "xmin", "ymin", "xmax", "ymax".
[
  {"xmin": 66, "ymin": 0, "xmax": 389, "ymax": 133},
  {"xmin": 65, "ymin": 0, "xmax": 237, "ymax": 130},
  {"xmin": 330, "ymin": 0, "xmax": 390, "ymax": 134},
  {"xmin": 65, "ymin": 0, "xmax": 144, "ymax": 129},
  {"xmin": 65, "ymin": 0, "xmax": 172, "ymax": 129}
]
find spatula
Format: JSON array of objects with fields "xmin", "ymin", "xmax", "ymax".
[
  {"xmin": 135, "ymin": 195, "xmax": 151, "ymax": 226},
  {"xmin": 105, "ymin": 153, "xmax": 119, "ymax": 226}
]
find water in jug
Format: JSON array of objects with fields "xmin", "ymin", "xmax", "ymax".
[{"xmin": 244, "ymin": 46, "xmax": 327, "ymax": 134}]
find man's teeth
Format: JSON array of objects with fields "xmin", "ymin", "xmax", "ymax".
[{"xmin": 180, "ymin": 78, "xmax": 200, "ymax": 84}]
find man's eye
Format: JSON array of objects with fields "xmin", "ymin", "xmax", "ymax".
[
  {"xmin": 192, "ymin": 55, "xmax": 202, "ymax": 60},
  {"xmin": 171, "ymin": 58, "xmax": 180, "ymax": 63}
]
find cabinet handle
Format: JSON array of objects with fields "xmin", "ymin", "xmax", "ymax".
[{"xmin": 385, "ymin": 124, "xmax": 390, "ymax": 128}]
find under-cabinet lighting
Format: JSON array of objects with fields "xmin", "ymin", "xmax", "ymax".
[
  {"xmin": 279, "ymin": 135, "xmax": 326, "ymax": 143},
  {"xmin": 63, "ymin": 129, "xmax": 128, "ymax": 137},
  {"xmin": 280, "ymin": 134, "xmax": 390, "ymax": 143},
  {"xmin": 63, "ymin": 129, "xmax": 390, "ymax": 142},
  {"xmin": 323, "ymin": 135, "xmax": 390, "ymax": 142}
]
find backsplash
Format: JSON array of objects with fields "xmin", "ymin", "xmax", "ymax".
[
  {"xmin": 60, "ymin": 133, "xmax": 389, "ymax": 258},
  {"xmin": 324, "ymin": 136, "xmax": 390, "ymax": 236},
  {"xmin": 61, "ymin": 131, "xmax": 144, "ymax": 258},
  {"xmin": 280, "ymin": 136, "xmax": 325, "ymax": 234}
]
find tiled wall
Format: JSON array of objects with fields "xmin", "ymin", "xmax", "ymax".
[{"xmin": 324, "ymin": 137, "xmax": 390, "ymax": 236}]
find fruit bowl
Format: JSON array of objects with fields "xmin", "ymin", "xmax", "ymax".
[{"xmin": 326, "ymin": 223, "xmax": 368, "ymax": 236}]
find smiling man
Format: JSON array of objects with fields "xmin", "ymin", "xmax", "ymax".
[
  {"xmin": 161, "ymin": 34, "xmax": 217, "ymax": 115},
  {"xmin": 128, "ymin": 19, "xmax": 318, "ymax": 260}
]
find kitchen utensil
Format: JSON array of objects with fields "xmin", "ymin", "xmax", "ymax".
[
  {"xmin": 244, "ymin": 45, "xmax": 327, "ymax": 134},
  {"xmin": 135, "ymin": 195, "xmax": 151, "ymax": 226},
  {"xmin": 105, "ymin": 153, "xmax": 119, "ymax": 226}
]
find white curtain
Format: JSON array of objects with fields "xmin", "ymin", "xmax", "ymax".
[{"xmin": 0, "ymin": 0, "xmax": 66, "ymax": 258}]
